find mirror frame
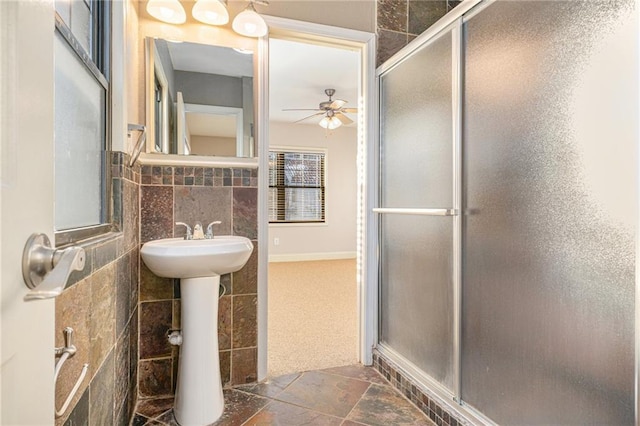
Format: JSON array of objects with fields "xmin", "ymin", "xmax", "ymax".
[{"xmin": 143, "ymin": 36, "xmax": 259, "ymax": 167}]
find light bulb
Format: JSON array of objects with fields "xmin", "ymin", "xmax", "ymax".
[
  {"xmin": 328, "ymin": 116, "xmax": 342, "ymax": 130},
  {"xmin": 232, "ymin": 3, "xmax": 267, "ymax": 37},
  {"xmin": 192, "ymin": 0, "xmax": 229, "ymax": 25},
  {"xmin": 146, "ymin": 0, "xmax": 186, "ymax": 24},
  {"xmin": 319, "ymin": 116, "xmax": 330, "ymax": 129},
  {"xmin": 318, "ymin": 116, "xmax": 342, "ymax": 130}
]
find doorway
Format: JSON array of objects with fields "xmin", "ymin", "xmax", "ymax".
[{"xmin": 256, "ymin": 18, "xmax": 376, "ymax": 380}]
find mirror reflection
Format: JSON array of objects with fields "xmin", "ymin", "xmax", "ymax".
[{"xmin": 149, "ymin": 38, "xmax": 255, "ymax": 157}]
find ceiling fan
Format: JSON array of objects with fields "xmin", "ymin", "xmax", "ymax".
[{"xmin": 283, "ymin": 89, "xmax": 358, "ymax": 130}]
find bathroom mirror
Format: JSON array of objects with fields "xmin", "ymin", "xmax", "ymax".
[{"xmin": 146, "ymin": 37, "xmax": 255, "ymax": 158}]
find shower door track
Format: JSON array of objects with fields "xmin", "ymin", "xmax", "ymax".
[{"xmin": 376, "ymin": 343, "xmax": 494, "ymax": 425}]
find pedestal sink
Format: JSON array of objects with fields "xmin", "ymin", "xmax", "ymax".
[{"xmin": 140, "ymin": 236, "xmax": 253, "ymax": 426}]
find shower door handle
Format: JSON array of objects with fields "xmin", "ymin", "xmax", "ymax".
[{"xmin": 372, "ymin": 208, "xmax": 458, "ymax": 216}]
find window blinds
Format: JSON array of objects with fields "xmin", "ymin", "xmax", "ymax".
[{"xmin": 268, "ymin": 151, "xmax": 325, "ymax": 223}]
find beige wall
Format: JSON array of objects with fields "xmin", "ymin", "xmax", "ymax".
[
  {"xmin": 269, "ymin": 122, "xmax": 357, "ymax": 260},
  {"xmin": 190, "ymin": 135, "xmax": 237, "ymax": 156},
  {"xmin": 256, "ymin": 0, "xmax": 376, "ymax": 33}
]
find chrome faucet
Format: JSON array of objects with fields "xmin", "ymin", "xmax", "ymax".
[
  {"xmin": 193, "ymin": 222, "xmax": 205, "ymax": 240},
  {"xmin": 175, "ymin": 222, "xmax": 193, "ymax": 240},
  {"xmin": 176, "ymin": 221, "xmax": 220, "ymax": 240},
  {"xmin": 206, "ymin": 221, "xmax": 222, "ymax": 239}
]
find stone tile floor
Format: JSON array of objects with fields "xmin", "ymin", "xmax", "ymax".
[{"xmin": 132, "ymin": 364, "xmax": 434, "ymax": 426}]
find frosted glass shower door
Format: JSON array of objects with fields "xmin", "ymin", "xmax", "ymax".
[
  {"xmin": 378, "ymin": 29, "xmax": 457, "ymax": 392},
  {"xmin": 461, "ymin": 1, "xmax": 637, "ymax": 424}
]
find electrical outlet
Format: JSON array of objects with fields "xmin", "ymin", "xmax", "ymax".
[{"xmin": 274, "ymin": 237, "xmax": 280, "ymax": 246}]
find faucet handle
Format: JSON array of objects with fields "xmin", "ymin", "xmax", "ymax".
[
  {"xmin": 193, "ymin": 222, "xmax": 205, "ymax": 239},
  {"xmin": 175, "ymin": 222, "xmax": 193, "ymax": 240},
  {"xmin": 206, "ymin": 221, "xmax": 222, "ymax": 239}
]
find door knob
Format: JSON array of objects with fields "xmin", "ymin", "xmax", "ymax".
[{"xmin": 22, "ymin": 233, "xmax": 85, "ymax": 301}]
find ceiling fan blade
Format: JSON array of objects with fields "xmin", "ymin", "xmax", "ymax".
[
  {"xmin": 341, "ymin": 108, "xmax": 358, "ymax": 113},
  {"xmin": 282, "ymin": 108, "xmax": 322, "ymax": 111},
  {"xmin": 335, "ymin": 112, "xmax": 354, "ymax": 125},
  {"xmin": 330, "ymin": 99, "xmax": 347, "ymax": 109},
  {"xmin": 294, "ymin": 112, "xmax": 325, "ymax": 123}
]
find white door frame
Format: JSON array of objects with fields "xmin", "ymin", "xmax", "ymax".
[{"xmin": 256, "ymin": 16, "xmax": 377, "ymax": 379}]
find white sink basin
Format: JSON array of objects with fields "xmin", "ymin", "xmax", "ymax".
[
  {"xmin": 140, "ymin": 235, "xmax": 255, "ymax": 425},
  {"xmin": 140, "ymin": 236, "xmax": 253, "ymax": 278}
]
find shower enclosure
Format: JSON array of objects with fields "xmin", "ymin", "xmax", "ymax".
[{"xmin": 376, "ymin": 1, "xmax": 637, "ymax": 424}]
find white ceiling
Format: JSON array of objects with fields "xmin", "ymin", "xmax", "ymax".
[
  {"xmin": 269, "ymin": 38, "xmax": 359, "ymax": 125},
  {"xmin": 166, "ymin": 41, "xmax": 253, "ymax": 77}
]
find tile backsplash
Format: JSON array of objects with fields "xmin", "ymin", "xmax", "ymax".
[{"xmin": 138, "ymin": 165, "xmax": 259, "ymax": 402}]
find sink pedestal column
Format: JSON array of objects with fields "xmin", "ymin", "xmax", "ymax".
[{"xmin": 173, "ymin": 275, "xmax": 224, "ymax": 426}]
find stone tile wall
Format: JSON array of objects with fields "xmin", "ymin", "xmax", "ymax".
[
  {"xmin": 377, "ymin": 0, "xmax": 462, "ymax": 66},
  {"xmin": 138, "ymin": 165, "xmax": 259, "ymax": 402},
  {"xmin": 55, "ymin": 152, "xmax": 140, "ymax": 426}
]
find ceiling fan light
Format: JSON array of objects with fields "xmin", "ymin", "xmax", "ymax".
[
  {"xmin": 318, "ymin": 116, "xmax": 330, "ymax": 129},
  {"xmin": 232, "ymin": 3, "xmax": 268, "ymax": 37},
  {"xmin": 328, "ymin": 116, "xmax": 342, "ymax": 130},
  {"xmin": 192, "ymin": 0, "xmax": 229, "ymax": 25},
  {"xmin": 146, "ymin": 0, "xmax": 187, "ymax": 24},
  {"xmin": 319, "ymin": 115, "xmax": 342, "ymax": 130}
]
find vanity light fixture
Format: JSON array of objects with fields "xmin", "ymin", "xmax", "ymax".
[
  {"xmin": 146, "ymin": 0, "xmax": 187, "ymax": 24},
  {"xmin": 232, "ymin": 1, "xmax": 269, "ymax": 38},
  {"xmin": 146, "ymin": 0, "xmax": 268, "ymax": 38},
  {"xmin": 192, "ymin": 0, "xmax": 229, "ymax": 25}
]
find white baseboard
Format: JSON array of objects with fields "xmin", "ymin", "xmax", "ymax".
[{"xmin": 268, "ymin": 251, "xmax": 357, "ymax": 263}]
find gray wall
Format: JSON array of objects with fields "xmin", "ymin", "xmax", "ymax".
[
  {"xmin": 175, "ymin": 71, "xmax": 243, "ymax": 108},
  {"xmin": 239, "ymin": 0, "xmax": 376, "ymax": 33}
]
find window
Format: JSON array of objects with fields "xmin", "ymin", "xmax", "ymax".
[
  {"xmin": 54, "ymin": 0, "xmax": 110, "ymax": 241},
  {"xmin": 269, "ymin": 150, "xmax": 326, "ymax": 223}
]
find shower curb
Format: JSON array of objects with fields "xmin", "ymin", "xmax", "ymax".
[{"xmin": 372, "ymin": 350, "xmax": 471, "ymax": 426}]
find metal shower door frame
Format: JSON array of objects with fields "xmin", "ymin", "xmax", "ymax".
[
  {"xmin": 374, "ymin": 1, "xmax": 496, "ymax": 424},
  {"xmin": 376, "ymin": 0, "xmax": 639, "ymax": 424},
  {"xmin": 374, "ymin": 12, "xmax": 465, "ymax": 406}
]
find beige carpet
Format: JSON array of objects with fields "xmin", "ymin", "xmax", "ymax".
[{"xmin": 267, "ymin": 259, "xmax": 358, "ymax": 377}]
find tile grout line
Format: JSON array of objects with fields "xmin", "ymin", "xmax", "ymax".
[
  {"xmin": 235, "ymin": 393, "xmax": 347, "ymax": 426},
  {"xmin": 319, "ymin": 370, "xmax": 371, "ymax": 384},
  {"xmin": 340, "ymin": 382, "xmax": 372, "ymax": 425},
  {"xmin": 148, "ymin": 407, "xmax": 171, "ymax": 426},
  {"xmin": 318, "ymin": 369, "xmax": 389, "ymax": 387},
  {"xmin": 238, "ymin": 399, "xmax": 275, "ymax": 426},
  {"xmin": 257, "ymin": 372, "xmax": 355, "ymax": 422},
  {"xmin": 262, "ymin": 398, "xmax": 349, "ymax": 424}
]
